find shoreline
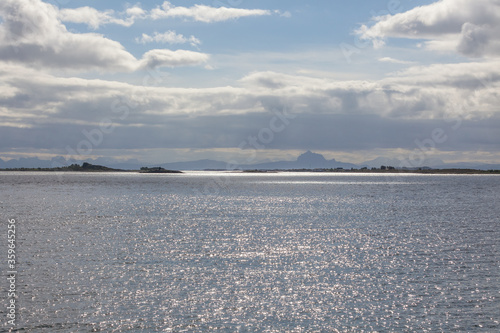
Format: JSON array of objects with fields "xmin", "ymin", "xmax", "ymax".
[
  {"xmin": 0, "ymin": 168, "xmax": 499, "ymax": 175},
  {"xmin": 241, "ymin": 168, "xmax": 500, "ymax": 175}
]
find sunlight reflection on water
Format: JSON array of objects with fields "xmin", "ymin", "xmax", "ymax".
[{"xmin": 1, "ymin": 172, "xmax": 498, "ymax": 332}]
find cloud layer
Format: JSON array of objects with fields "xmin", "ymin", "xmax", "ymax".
[{"xmin": 1, "ymin": 57, "xmax": 499, "ymax": 155}]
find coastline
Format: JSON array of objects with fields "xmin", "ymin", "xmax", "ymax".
[
  {"xmin": 241, "ymin": 168, "xmax": 500, "ymax": 175},
  {"xmin": 1, "ymin": 168, "xmax": 499, "ymax": 175},
  {"xmin": 0, "ymin": 163, "xmax": 182, "ymax": 174}
]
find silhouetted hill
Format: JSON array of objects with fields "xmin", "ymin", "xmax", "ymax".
[
  {"xmin": 0, "ymin": 162, "xmax": 123, "ymax": 172},
  {"xmin": 245, "ymin": 151, "xmax": 357, "ymax": 170}
]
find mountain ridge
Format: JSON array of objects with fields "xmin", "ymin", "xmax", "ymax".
[{"xmin": 1, "ymin": 152, "xmax": 499, "ymax": 171}]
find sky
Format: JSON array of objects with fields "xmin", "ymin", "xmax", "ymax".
[{"xmin": 1, "ymin": 0, "xmax": 499, "ymax": 166}]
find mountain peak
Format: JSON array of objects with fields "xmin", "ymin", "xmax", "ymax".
[{"xmin": 297, "ymin": 151, "xmax": 327, "ymax": 163}]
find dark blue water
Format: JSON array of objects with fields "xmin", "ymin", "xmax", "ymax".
[{"xmin": 1, "ymin": 172, "xmax": 499, "ymax": 332}]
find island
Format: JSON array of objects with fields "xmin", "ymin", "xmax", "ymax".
[
  {"xmin": 0, "ymin": 162, "xmax": 182, "ymax": 174},
  {"xmin": 242, "ymin": 167, "xmax": 500, "ymax": 174},
  {"xmin": 139, "ymin": 167, "xmax": 183, "ymax": 174},
  {"xmin": 0, "ymin": 162, "xmax": 124, "ymax": 172}
]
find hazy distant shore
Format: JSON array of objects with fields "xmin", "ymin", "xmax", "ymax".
[
  {"xmin": 1, "ymin": 166, "xmax": 499, "ymax": 175},
  {"xmin": 241, "ymin": 169, "xmax": 500, "ymax": 175}
]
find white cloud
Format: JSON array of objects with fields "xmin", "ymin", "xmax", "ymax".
[
  {"xmin": 378, "ymin": 57, "xmax": 416, "ymax": 65},
  {"xmin": 58, "ymin": 4, "xmax": 146, "ymax": 29},
  {"xmin": 58, "ymin": 7, "xmax": 132, "ymax": 29},
  {"xmin": 136, "ymin": 31, "xmax": 201, "ymax": 47},
  {"xmin": 126, "ymin": 5, "xmax": 146, "ymax": 19},
  {"xmin": 279, "ymin": 11, "xmax": 292, "ymax": 18},
  {"xmin": 0, "ymin": 0, "xmax": 136, "ymax": 71},
  {"xmin": 359, "ymin": 0, "xmax": 500, "ymax": 57},
  {"xmin": 151, "ymin": 1, "xmax": 271, "ymax": 22},
  {"xmin": 140, "ymin": 49, "xmax": 209, "ymax": 69},
  {"xmin": 56, "ymin": 1, "xmax": 276, "ymax": 27},
  {"xmin": 273, "ymin": 10, "xmax": 292, "ymax": 18},
  {"xmin": 0, "ymin": 0, "xmax": 209, "ymax": 72},
  {"xmin": 3, "ymin": 58, "xmax": 498, "ymax": 126},
  {"xmin": 239, "ymin": 61, "xmax": 500, "ymax": 119}
]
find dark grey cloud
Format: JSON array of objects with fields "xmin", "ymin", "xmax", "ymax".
[
  {"xmin": 457, "ymin": 23, "xmax": 492, "ymax": 57},
  {"xmin": 2, "ymin": 113, "xmax": 499, "ymax": 155}
]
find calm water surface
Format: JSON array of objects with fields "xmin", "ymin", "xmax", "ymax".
[{"xmin": 1, "ymin": 172, "xmax": 499, "ymax": 332}]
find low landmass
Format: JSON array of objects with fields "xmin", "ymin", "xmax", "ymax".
[
  {"xmin": 243, "ymin": 167, "xmax": 500, "ymax": 174},
  {"xmin": 0, "ymin": 163, "xmax": 182, "ymax": 174},
  {"xmin": 139, "ymin": 167, "xmax": 183, "ymax": 174},
  {"xmin": 0, "ymin": 162, "xmax": 124, "ymax": 172},
  {"xmin": 0, "ymin": 162, "xmax": 498, "ymax": 175}
]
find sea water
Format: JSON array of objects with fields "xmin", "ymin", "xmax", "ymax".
[{"xmin": 1, "ymin": 172, "xmax": 499, "ymax": 332}]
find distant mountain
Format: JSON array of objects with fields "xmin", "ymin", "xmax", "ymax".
[
  {"xmin": 246, "ymin": 151, "xmax": 357, "ymax": 170},
  {"xmin": 0, "ymin": 152, "xmax": 358, "ymax": 171},
  {"xmin": 0, "ymin": 157, "xmax": 57, "ymax": 169},
  {"xmin": 154, "ymin": 152, "xmax": 500, "ymax": 171},
  {"xmin": 2, "ymin": 152, "xmax": 499, "ymax": 171},
  {"xmin": 98, "ymin": 159, "xmax": 143, "ymax": 170}
]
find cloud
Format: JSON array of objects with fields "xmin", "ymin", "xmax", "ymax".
[
  {"xmin": 2, "ymin": 59, "xmax": 499, "ymax": 125},
  {"xmin": 359, "ymin": 0, "xmax": 500, "ymax": 57},
  {"xmin": 58, "ymin": 4, "xmax": 146, "ymax": 29},
  {"xmin": 278, "ymin": 11, "xmax": 292, "ymax": 18},
  {"xmin": 125, "ymin": 5, "xmax": 147, "ymax": 19},
  {"xmin": 387, "ymin": 61, "xmax": 500, "ymax": 90},
  {"xmin": 456, "ymin": 22, "xmax": 495, "ymax": 57},
  {"xmin": 136, "ymin": 31, "xmax": 201, "ymax": 47},
  {"xmin": 1, "ymin": 58, "xmax": 500, "ymax": 157},
  {"xmin": 58, "ymin": 7, "xmax": 133, "ymax": 29},
  {"xmin": 57, "ymin": 1, "xmax": 275, "ymax": 27},
  {"xmin": 140, "ymin": 49, "xmax": 209, "ymax": 69},
  {"xmin": 241, "ymin": 62, "xmax": 500, "ymax": 119},
  {"xmin": 0, "ymin": 0, "xmax": 209, "ymax": 72},
  {"xmin": 0, "ymin": 0, "xmax": 136, "ymax": 71},
  {"xmin": 150, "ymin": 1, "xmax": 271, "ymax": 22},
  {"xmin": 378, "ymin": 57, "xmax": 416, "ymax": 65}
]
